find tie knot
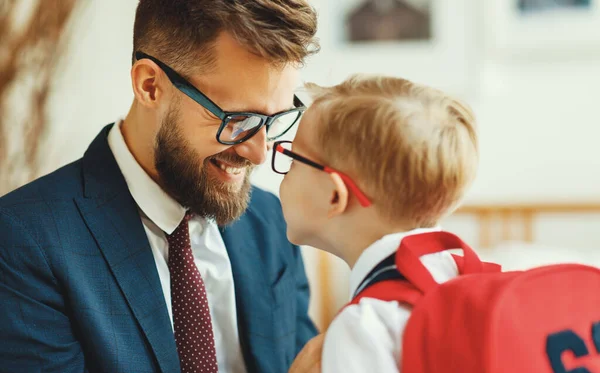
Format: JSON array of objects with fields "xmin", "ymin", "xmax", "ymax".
[{"xmin": 166, "ymin": 212, "xmax": 193, "ymax": 243}]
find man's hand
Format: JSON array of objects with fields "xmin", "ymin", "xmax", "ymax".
[{"xmin": 289, "ymin": 333, "xmax": 325, "ymax": 373}]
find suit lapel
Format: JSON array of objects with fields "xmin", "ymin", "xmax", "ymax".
[
  {"xmin": 75, "ymin": 125, "xmax": 180, "ymax": 373},
  {"xmin": 221, "ymin": 214, "xmax": 277, "ymax": 373}
]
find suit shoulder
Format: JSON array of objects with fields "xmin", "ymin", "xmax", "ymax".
[
  {"xmin": 248, "ymin": 186, "xmax": 284, "ymax": 218},
  {"xmin": 249, "ymin": 186, "xmax": 281, "ymax": 207},
  {"xmin": 0, "ymin": 159, "xmax": 84, "ymax": 210}
]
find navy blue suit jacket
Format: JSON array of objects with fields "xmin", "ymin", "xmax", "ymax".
[{"xmin": 0, "ymin": 124, "xmax": 317, "ymax": 373}]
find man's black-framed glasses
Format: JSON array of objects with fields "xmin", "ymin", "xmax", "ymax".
[
  {"xmin": 272, "ymin": 141, "xmax": 372, "ymax": 207},
  {"xmin": 135, "ymin": 51, "xmax": 306, "ymax": 145}
]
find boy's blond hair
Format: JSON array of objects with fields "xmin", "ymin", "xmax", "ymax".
[{"xmin": 305, "ymin": 75, "xmax": 478, "ymax": 227}]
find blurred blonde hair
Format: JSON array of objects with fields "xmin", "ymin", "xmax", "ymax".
[{"xmin": 305, "ymin": 75, "xmax": 478, "ymax": 227}]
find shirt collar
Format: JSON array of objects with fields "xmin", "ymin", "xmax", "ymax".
[
  {"xmin": 349, "ymin": 226, "xmax": 442, "ymax": 298},
  {"xmin": 107, "ymin": 120, "xmax": 186, "ymax": 234}
]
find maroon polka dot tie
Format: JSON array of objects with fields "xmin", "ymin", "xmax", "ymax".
[{"xmin": 167, "ymin": 212, "xmax": 219, "ymax": 373}]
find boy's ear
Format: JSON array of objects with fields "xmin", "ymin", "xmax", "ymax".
[{"xmin": 327, "ymin": 172, "xmax": 349, "ymax": 219}]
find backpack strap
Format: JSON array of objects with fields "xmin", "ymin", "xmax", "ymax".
[
  {"xmin": 352, "ymin": 252, "xmax": 404, "ymax": 298},
  {"xmin": 452, "ymin": 254, "xmax": 502, "ymax": 274},
  {"xmin": 396, "ymin": 231, "xmax": 485, "ymax": 293},
  {"xmin": 342, "ymin": 232, "xmax": 501, "ymax": 314},
  {"xmin": 349, "ymin": 279, "xmax": 422, "ymax": 307},
  {"xmin": 342, "ymin": 252, "xmax": 421, "ymax": 311}
]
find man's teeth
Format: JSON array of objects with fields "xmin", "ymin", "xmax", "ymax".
[{"xmin": 217, "ymin": 162, "xmax": 243, "ymax": 175}]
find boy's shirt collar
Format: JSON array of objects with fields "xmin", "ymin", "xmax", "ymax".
[{"xmin": 349, "ymin": 227, "xmax": 442, "ymax": 298}]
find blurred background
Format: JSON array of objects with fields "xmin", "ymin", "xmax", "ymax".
[{"xmin": 2, "ymin": 0, "xmax": 600, "ymax": 331}]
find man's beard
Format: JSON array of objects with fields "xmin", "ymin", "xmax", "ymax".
[{"xmin": 154, "ymin": 105, "xmax": 254, "ymax": 226}]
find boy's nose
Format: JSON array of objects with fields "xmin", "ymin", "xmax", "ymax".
[{"xmin": 233, "ymin": 126, "xmax": 268, "ymax": 165}]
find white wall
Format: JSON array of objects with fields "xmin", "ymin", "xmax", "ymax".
[
  {"xmin": 43, "ymin": 0, "xmax": 138, "ymax": 175},
  {"xmin": 47, "ymin": 0, "xmax": 600, "ymax": 201},
  {"xmin": 37, "ymin": 0, "xmax": 600, "ymax": 324}
]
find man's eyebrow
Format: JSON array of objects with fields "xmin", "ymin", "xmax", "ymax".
[
  {"xmin": 225, "ymin": 103, "xmax": 296, "ymax": 116},
  {"xmin": 225, "ymin": 107, "xmax": 269, "ymax": 115}
]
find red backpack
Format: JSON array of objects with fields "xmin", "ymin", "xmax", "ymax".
[{"xmin": 349, "ymin": 231, "xmax": 600, "ymax": 373}]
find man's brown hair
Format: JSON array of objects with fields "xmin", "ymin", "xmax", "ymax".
[
  {"xmin": 133, "ymin": 0, "xmax": 319, "ymax": 73},
  {"xmin": 306, "ymin": 76, "xmax": 479, "ymax": 228}
]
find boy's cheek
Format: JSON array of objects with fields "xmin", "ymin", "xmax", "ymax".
[
  {"xmin": 279, "ymin": 173, "xmax": 306, "ymax": 218},
  {"xmin": 279, "ymin": 175, "xmax": 297, "ymax": 216},
  {"xmin": 279, "ymin": 174, "xmax": 292, "ymax": 202}
]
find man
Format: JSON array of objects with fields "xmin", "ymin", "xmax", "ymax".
[{"xmin": 0, "ymin": 1, "xmax": 321, "ymax": 372}]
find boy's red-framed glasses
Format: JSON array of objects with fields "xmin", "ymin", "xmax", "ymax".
[{"xmin": 272, "ymin": 140, "xmax": 372, "ymax": 207}]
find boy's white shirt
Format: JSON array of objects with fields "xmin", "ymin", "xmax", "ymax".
[{"xmin": 321, "ymin": 227, "xmax": 460, "ymax": 373}]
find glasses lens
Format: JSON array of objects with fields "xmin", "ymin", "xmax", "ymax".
[
  {"xmin": 267, "ymin": 111, "xmax": 302, "ymax": 141},
  {"xmin": 220, "ymin": 115, "xmax": 264, "ymax": 143},
  {"xmin": 274, "ymin": 142, "xmax": 293, "ymax": 174}
]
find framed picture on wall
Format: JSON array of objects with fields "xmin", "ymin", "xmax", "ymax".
[
  {"xmin": 300, "ymin": 0, "xmax": 478, "ymax": 98},
  {"xmin": 518, "ymin": 0, "xmax": 591, "ymax": 13},
  {"xmin": 484, "ymin": 0, "xmax": 600, "ymax": 58},
  {"xmin": 345, "ymin": 0, "xmax": 432, "ymax": 43}
]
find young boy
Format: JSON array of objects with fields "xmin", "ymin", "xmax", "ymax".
[{"xmin": 272, "ymin": 75, "xmax": 479, "ymax": 372}]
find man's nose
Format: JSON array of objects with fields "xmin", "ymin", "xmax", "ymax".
[{"xmin": 234, "ymin": 126, "xmax": 268, "ymax": 165}]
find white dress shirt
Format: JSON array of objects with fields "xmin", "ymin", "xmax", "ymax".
[
  {"xmin": 322, "ymin": 228, "xmax": 459, "ymax": 373},
  {"xmin": 108, "ymin": 121, "xmax": 247, "ymax": 373}
]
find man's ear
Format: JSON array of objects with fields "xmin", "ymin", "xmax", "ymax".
[
  {"xmin": 328, "ymin": 172, "xmax": 349, "ymax": 219},
  {"xmin": 131, "ymin": 60, "xmax": 163, "ymax": 108}
]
